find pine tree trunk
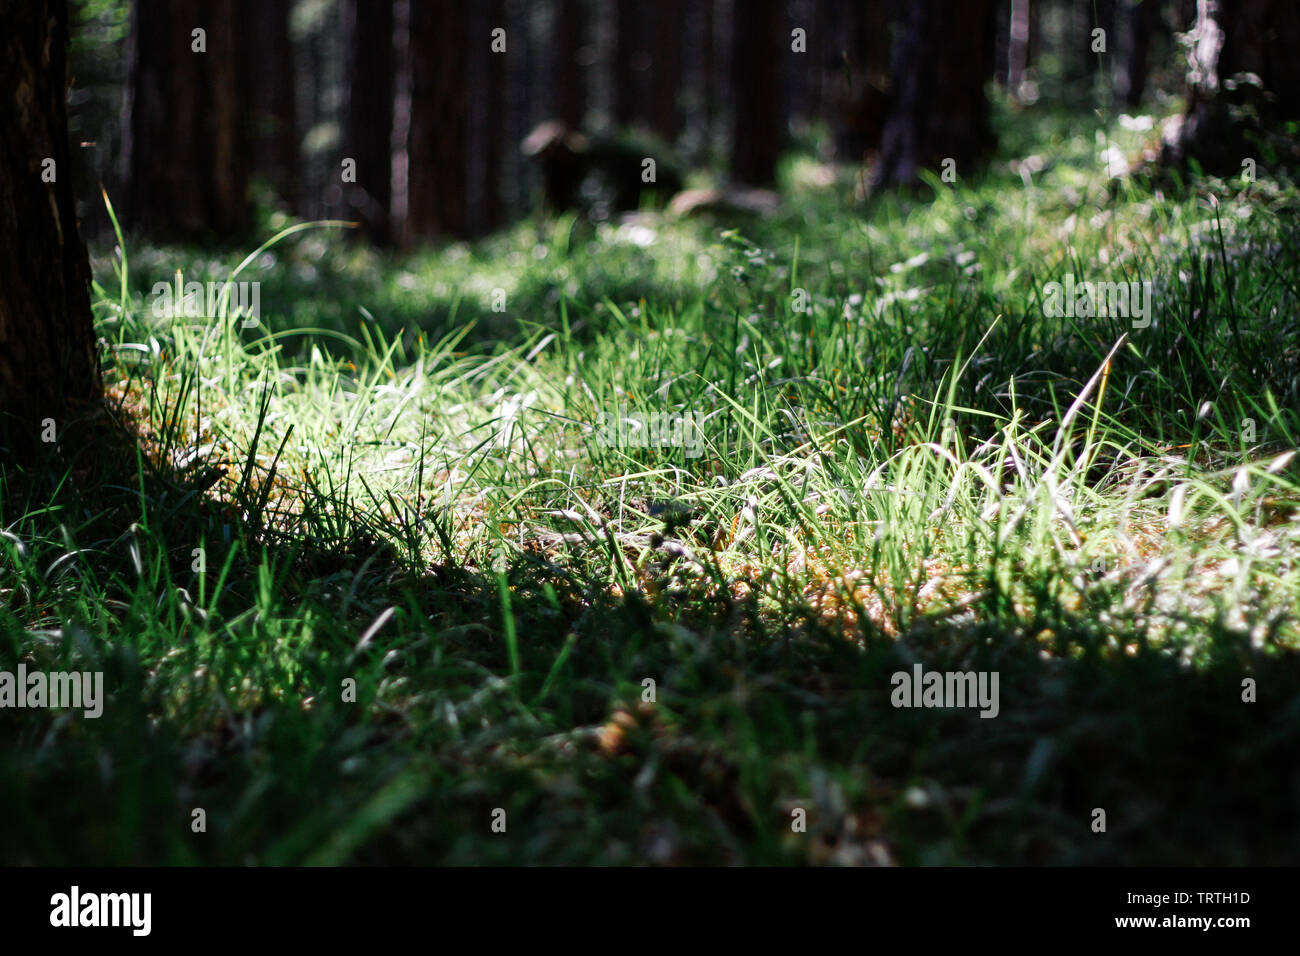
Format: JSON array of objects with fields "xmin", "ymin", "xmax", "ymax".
[
  {"xmin": 828, "ymin": 0, "xmax": 896, "ymax": 162},
  {"xmin": 466, "ymin": 0, "xmax": 507, "ymax": 235},
  {"xmin": 403, "ymin": 0, "xmax": 471, "ymax": 243},
  {"xmin": 614, "ymin": 0, "xmax": 642, "ymax": 128},
  {"xmin": 123, "ymin": 0, "xmax": 250, "ymax": 241},
  {"xmin": 1007, "ymin": 0, "xmax": 1031, "ymax": 93},
  {"xmin": 553, "ymin": 0, "xmax": 587, "ymax": 129},
  {"xmin": 1085, "ymin": 0, "xmax": 1117, "ymax": 90},
  {"xmin": 730, "ymin": 0, "xmax": 783, "ymax": 186},
  {"xmin": 346, "ymin": 0, "xmax": 395, "ymax": 242},
  {"xmin": 651, "ymin": 0, "xmax": 685, "ymax": 145},
  {"xmin": 245, "ymin": 0, "xmax": 298, "ymax": 208},
  {"xmin": 1116, "ymin": 0, "xmax": 1158, "ymax": 107},
  {"xmin": 0, "ymin": 0, "xmax": 100, "ymax": 442},
  {"xmin": 872, "ymin": 0, "xmax": 997, "ymax": 189},
  {"xmin": 1163, "ymin": 0, "xmax": 1300, "ymax": 175}
]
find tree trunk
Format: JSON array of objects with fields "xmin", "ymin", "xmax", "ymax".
[
  {"xmin": 651, "ymin": 0, "xmax": 685, "ymax": 145},
  {"xmin": 245, "ymin": 0, "xmax": 298, "ymax": 207},
  {"xmin": 345, "ymin": 0, "xmax": 395, "ymax": 243},
  {"xmin": 467, "ymin": 0, "xmax": 507, "ymax": 235},
  {"xmin": 614, "ymin": 0, "xmax": 643, "ymax": 128},
  {"xmin": 730, "ymin": 0, "xmax": 783, "ymax": 186},
  {"xmin": 1006, "ymin": 0, "xmax": 1031, "ymax": 93},
  {"xmin": 828, "ymin": 0, "xmax": 896, "ymax": 162},
  {"xmin": 1084, "ymin": 0, "xmax": 1117, "ymax": 92},
  {"xmin": 553, "ymin": 0, "xmax": 587, "ymax": 129},
  {"xmin": 1163, "ymin": 0, "xmax": 1300, "ymax": 175},
  {"xmin": 1116, "ymin": 0, "xmax": 1158, "ymax": 107},
  {"xmin": 872, "ymin": 0, "xmax": 997, "ymax": 189},
  {"xmin": 0, "ymin": 0, "xmax": 100, "ymax": 442},
  {"xmin": 402, "ymin": 0, "xmax": 471, "ymax": 244},
  {"xmin": 123, "ymin": 0, "xmax": 250, "ymax": 241},
  {"xmin": 702, "ymin": 0, "xmax": 718, "ymax": 160}
]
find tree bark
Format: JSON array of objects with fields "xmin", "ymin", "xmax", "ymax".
[
  {"xmin": 1116, "ymin": 0, "xmax": 1158, "ymax": 107},
  {"xmin": 651, "ymin": 0, "xmax": 685, "ymax": 145},
  {"xmin": 245, "ymin": 0, "xmax": 299, "ymax": 209},
  {"xmin": 345, "ymin": 0, "xmax": 395, "ymax": 242},
  {"xmin": 828, "ymin": 0, "xmax": 896, "ymax": 162},
  {"xmin": 402, "ymin": 0, "xmax": 471, "ymax": 244},
  {"xmin": 729, "ymin": 0, "xmax": 783, "ymax": 186},
  {"xmin": 872, "ymin": 0, "xmax": 997, "ymax": 189},
  {"xmin": 702, "ymin": 0, "xmax": 718, "ymax": 159},
  {"xmin": 1084, "ymin": 0, "xmax": 1118, "ymax": 89},
  {"xmin": 1163, "ymin": 0, "xmax": 1300, "ymax": 175},
  {"xmin": 614, "ymin": 0, "xmax": 642, "ymax": 128},
  {"xmin": 1006, "ymin": 0, "xmax": 1031, "ymax": 93},
  {"xmin": 552, "ymin": 0, "xmax": 587, "ymax": 129},
  {"xmin": 0, "ymin": 0, "xmax": 100, "ymax": 442},
  {"xmin": 467, "ymin": 0, "xmax": 507, "ymax": 235},
  {"xmin": 123, "ymin": 0, "xmax": 250, "ymax": 241}
]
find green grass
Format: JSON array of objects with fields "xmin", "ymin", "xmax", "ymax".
[{"xmin": 3, "ymin": 106, "xmax": 1300, "ymax": 864}]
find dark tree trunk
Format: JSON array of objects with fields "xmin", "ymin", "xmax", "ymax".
[
  {"xmin": 1006, "ymin": 0, "xmax": 1031, "ymax": 93},
  {"xmin": 1026, "ymin": 0, "xmax": 1042, "ymax": 79},
  {"xmin": 1164, "ymin": 0, "xmax": 1300, "ymax": 175},
  {"xmin": 1084, "ymin": 0, "xmax": 1117, "ymax": 89},
  {"xmin": 702, "ymin": 0, "xmax": 720, "ymax": 162},
  {"xmin": 467, "ymin": 0, "xmax": 508, "ymax": 235},
  {"xmin": 1115, "ymin": 0, "xmax": 1152, "ymax": 107},
  {"xmin": 1115, "ymin": 0, "xmax": 1158, "ymax": 108},
  {"xmin": 245, "ymin": 0, "xmax": 297, "ymax": 206},
  {"xmin": 501, "ymin": 0, "xmax": 532, "ymax": 215},
  {"xmin": 123, "ymin": 0, "xmax": 250, "ymax": 241},
  {"xmin": 872, "ymin": 0, "xmax": 997, "ymax": 189},
  {"xmin": 345, "ymin": 0, "xmax": 395, "ymax": 242},
  {"xmin": 783, "ymin": 0, "xmax": 815, "ymax": 133},
  {"xmin": 552, "ymin": 0, "xmax": 587, "ymax": 129},
  {"xmin": 403, "ymin": 0, "xmax": 471, "ymax": 243},
  {"xmin": 651, "ymin": 0, "xmax": 685, "ymax": 145},
  {"xmin": 483, "ymin": 0, "xmax": 508, "ymax": 231},
  {"xmin": 994, "ymin": 0, "xmax": 1008, "ymax": 86},
  {"xmin": 614, "ymin": 0, "xmax": 643, "ymax": 128},
  {"xmin": 730, "ymin": 0, "xmax": 783, "ymax": 186},
  {"xmin": 0, "ymin": 0, "xmax": 100, "ymax": 441},
  {"xmin": 827, "ymin": 0, "xmax": 896, "ymax": 162}
]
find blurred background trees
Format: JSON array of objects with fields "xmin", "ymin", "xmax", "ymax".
[
  {"xmin": 1160, "ymin": 0, "xmax": 1300, "ymax": 175},
  {"xmin": 60, "ymin": 0, "xmax": 1300, "ymax": 249},
  {"xmin": 123, "ymin": 0, "xmax": 250, "ymax": 240}
]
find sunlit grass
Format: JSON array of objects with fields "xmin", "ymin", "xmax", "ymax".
[{"xmin": 3, "ymin": 108, "xmax": 1299, "ymax": 864}]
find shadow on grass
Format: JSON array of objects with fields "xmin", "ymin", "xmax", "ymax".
[{"xmin": 1, "ymin": 406, "xmax": 1298, "ymax": 865}]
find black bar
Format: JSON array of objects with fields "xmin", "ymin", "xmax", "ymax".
[{"xmin": 3, "ymin": 866, "xmax": 1282, "ymax": 943}]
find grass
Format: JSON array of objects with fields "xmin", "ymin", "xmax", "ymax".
[{"xmin": 3, "ymin": 105, "xmax": 1300, "ymax": 864}]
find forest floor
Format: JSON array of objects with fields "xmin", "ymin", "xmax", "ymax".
[{"xmin": 3, "ymin": 106, "xmax": 1300, "ymax": 864}]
